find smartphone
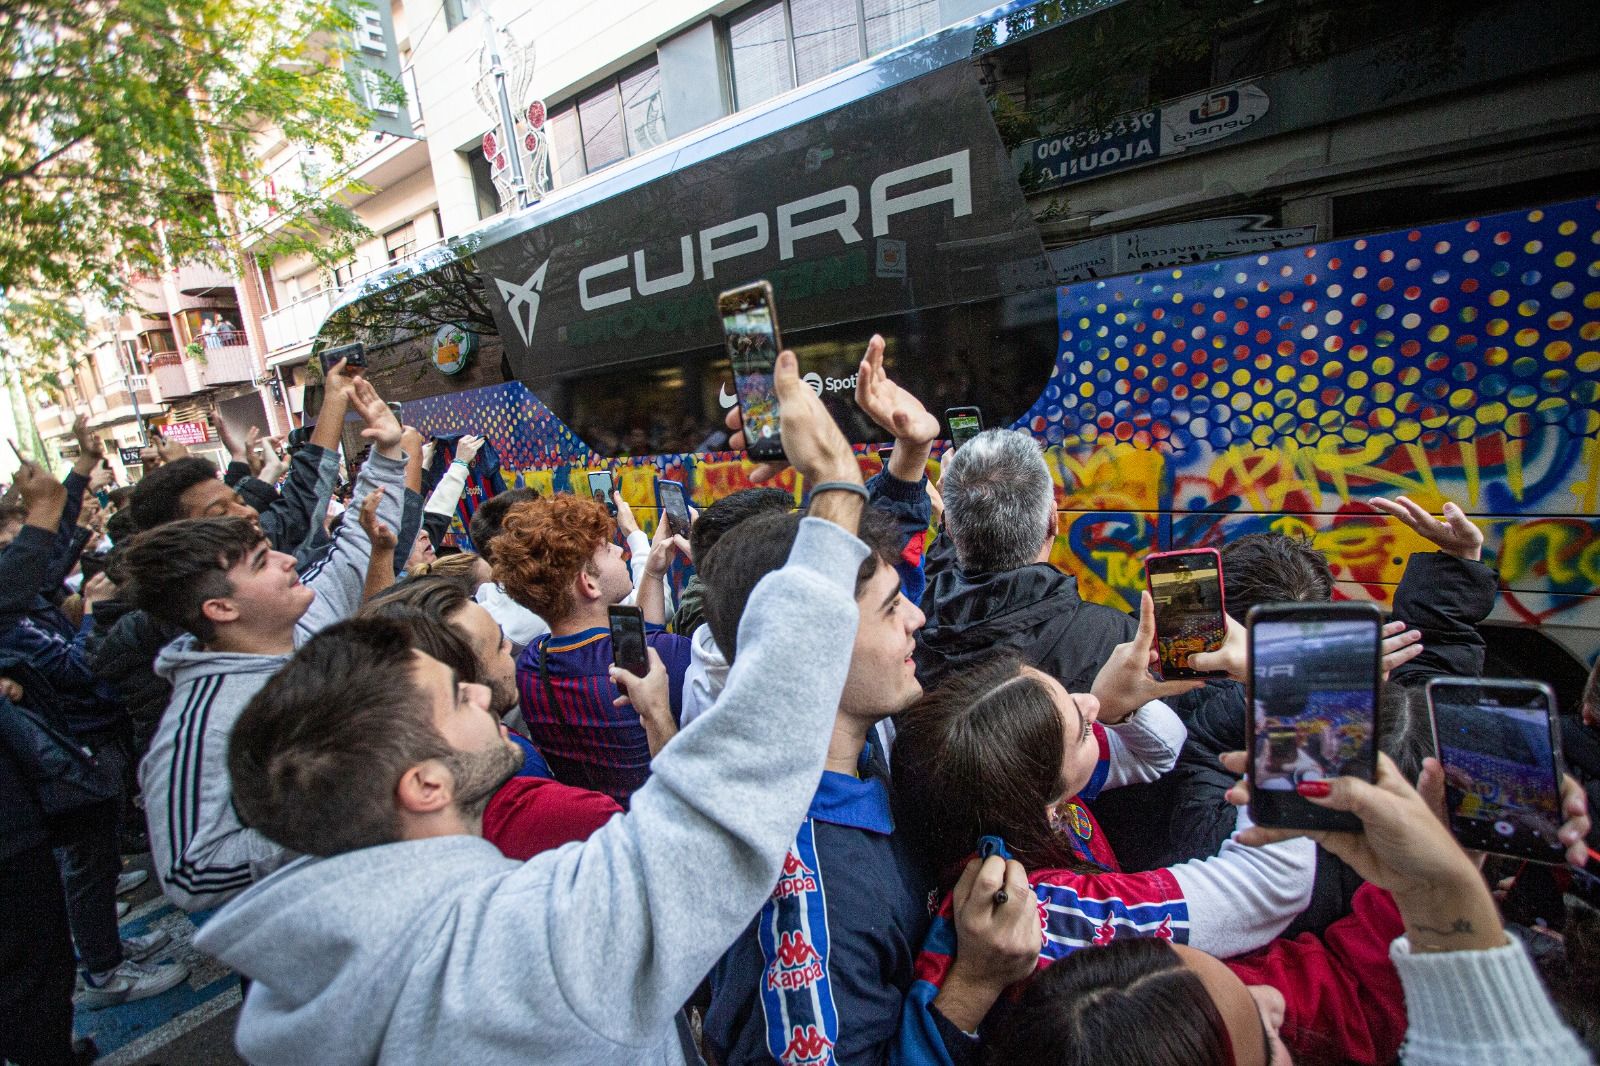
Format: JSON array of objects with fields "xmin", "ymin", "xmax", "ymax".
[
  {"xmin": 1246, "ymin": 602, "xmax": 1382, "ymax": 831},
  {"xmin": 608, "ymin": 605, "xmax": 650, "ymax": 677},
  {"xmin": 718, "ymin": 281, "xmax": 785, "ymax": 462},
  {"xmin": 656, "ymin": 479, "xmax": 691, "ymax": 537},
  {"xmin": 1145, "ymin": 548, "xmax": 1227, "ymax": 680},
  {"xmin": 387, "ymin": 401, "xmax": 403, "ymax": 419},
  {"xmin": 946, "ymin": 406, "xmax": 983, "ymax": 447},
  {"xmin": 1427, "ymin": 678, "xmax": 1566, "ymax": 863},
  {"xmin": 587, "ymin": 471, "xmax": 617, "ymax": 516},
  {"xmin": 318, "ymin": 341, "xmax": 367, "ymax": 374}
]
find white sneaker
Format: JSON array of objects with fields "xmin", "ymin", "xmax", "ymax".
[
  {"xmin": 122, "ymin": 930, "xmax": 172, "ymax": 962},
  {"xmin": 79, "ymin": 959, "xmax": 189, "ymax": 1009},
  {"xmin": 116, "ymin": 869, "xmax": 148, "ymax": 895}
]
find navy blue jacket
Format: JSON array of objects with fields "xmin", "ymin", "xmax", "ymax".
[{"xmin": 706, "ymin": 744, "xmax": 929, "ymax": 1066}]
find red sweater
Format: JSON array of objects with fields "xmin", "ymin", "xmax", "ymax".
[
  {"xmin": 1225, "ymin": 883, "xmax": 1408, "ymax": 1066},
  {"xmin": 482, "ymin": 776, "xmax": 622, "ymax": 861}
]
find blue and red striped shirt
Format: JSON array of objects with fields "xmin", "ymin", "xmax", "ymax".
[{"xmin": 515, "ymin": 625, "xmax": 691, "ymax": 806}]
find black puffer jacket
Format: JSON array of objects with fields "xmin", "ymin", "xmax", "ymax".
[
  {"xmin": 914, "ymin": 551, "xmax": 1136, "ymax": 692},
  {"xmin": 85, "ymin": 599, "xmax": 180, "ymax": 760}
]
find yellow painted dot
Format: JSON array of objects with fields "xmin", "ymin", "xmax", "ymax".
[
  {"xmin": 1576, "ymin": 351, "xmax": 1600, "ymax": 373},
  {"xmin": 1394, "ymin": 421, "xmax": 1421, "ymax": 442},
  {"xmin": 1253, "ymin": 400, "xmax": 1274, "ymax": 418},
  {"xmin": 1251, "ymin": 425, "xmax": 1275, "ymax": 446},
  {"xmin": 1449, "ymin": 388, "xmax": 1476, "ymax": 410},
  {"xmin": 1559, "ymin": 220, "xmax": 1578, "ymax": 235},
  {"xmin": 1451, "ymin": 416, "xmax": 1477, "ymax": 438},
  {"xmin": 1253, "ymin": 378, "xmax": 1271, "ymax": 396},
  {"xmin": 1299, "ymin": 374, "xmax": 1320, "ymax": 393},
  {"xmin": 1546, "ymin": 341, "xmax": 1571, "ymax": 361},
  {"xmin": 1374, "ymin": 381, "xmax": 1396, "ymax": 403},
  {"xmin": 1525, "ymin": 240, "xmax": 1543, "ymax": 254},
  {"xmin": 1231, "ymin": 392, "xmax": 1251, "ymax": 412},
  {"xmin": 1115, "ymin": 357, "xmax": 1130, "ymax": 372},
  {"xmin": 1583, "ymin": 323, "xmax": 1600, "ymax": 341},
  {"xmin": 1555, "ymin": 251, "xmax": 1576, "ymax": 268},
  {"xmin": 1343, "ymin": 423, "xmax": 1369, "ymax": 443},
  {"xmin": 1297, "ymin": 398, "xmax": 1318, "ymax": 418},
  {"xmin": 1276, "ymin": 365, "xmax": 1295, "ymax": 383},
  {"xmin": 1212, "ymin": 381, "xmax": 1230, "ymax": 399},
  {"xmin": 1373, "ymin": 408, "xmax": 1396, "ymax": 429},
  {"xmin": 1548, "ymin": 311, "xmax": 1573, "ymax": 330},
  {"xmin": 1372, "ymin": 356, "xmax": 1395, "ymax": 375},
  {"xmin": 1515, "ymin": 328, "xmax": 1539, "ymax": 347},
  {"xmin": 1348, "ymin": 370, "xmax": 1369, "ymax": 389},
  {"xmin": 1232, "ymin": 368, "xmax": 1251, "ymax": 386},
  {"xmin": 1477, "ymin": 401, "xmax": 1508, "ymax": 424},
  {"xmin": 1345, "ymin": 395, "xmax": 1367, "ymax": 417},
  {"xmin": 1486, "ymin": 346, "xmax": 1509, "ymax": 365},
  {"xmin": 1399, "ymin": 366, "xmax": 1421, "ymax": 386},
  {"xmin": 1486, "ymin": 319, "xmax": 1509, "ymax": 337},
  {"xmin": 1585, "ymin": 293, "xmax": 1600, "ymax": 310},
  {"xmin": 1490, "ymin": 290, "xmax": 1510, "ymax": 307},
  {"xmin": 1275, "ymin": 390, "xmax": 1297, "ymax": 408},
  {"xmin": 1079, "ymin": 382, "xmax": 1095, "ymax": 397},
  {"xmin": 1428, "ymin": 324, "xmax": 1450, "ymax": 342}
]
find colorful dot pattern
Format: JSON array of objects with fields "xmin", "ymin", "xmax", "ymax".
[{"xmin": 1018, "ymin": 198, "xmax": 1600, "ymax": 455}]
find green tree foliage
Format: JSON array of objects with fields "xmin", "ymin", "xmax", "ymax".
[{"xmin": 0, "ymin": 0, "xmax": 399, "ymax": 380}]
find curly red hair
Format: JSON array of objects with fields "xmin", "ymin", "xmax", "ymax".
[{"xmin": 490, "ymin": 495, "xmax": 616, "ymax": 622}]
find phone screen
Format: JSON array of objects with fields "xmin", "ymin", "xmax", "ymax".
[
  {"xmin": 1147, "ymin": 552, "xmax": 1225, "ymax": 679},
  {"xmin": 720, "ymin": 284, "xmax": 783, "ymax": 460},
  {"xmin": 319, "ymin": 342, "xmax": 366, "ymax": 374},
  {"xmin": 658, "ymin": 481, "xmax": 690, "ymax": 536},
  {"xmin": 948, "ymin": 408, "xmax": 982, "ymax": 447},
  {"xmin": 608, "ymin": 608, "xmax": 649, "ymax": 676},
  {"xmin": 588, "ymin": 471, "xmax": 615, "ymax": 515},
  {"xmin": 1431, "ymin": 682, "xmax": 1564, "ymax": 862},
  {"xmin": 1250, "ymin": 615, "xmax": 1378, "ymax": 829}
]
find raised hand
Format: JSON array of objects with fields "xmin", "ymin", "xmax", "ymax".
[
  {"xmin": 1090, "ymin": 590, "xmax": 1206, "ymax": 720},
  {"xmin": 610, "ymin": 646, "xmax": 677, "ymax": 757},
  {"xmin": 322, "ymin": 356, "xmax": 360, "ymax": 405},
  {"xmin": 348, "ymin": 377, "xmax": 404, "ymax": 455},
  {"xmin": 81, "ymin": 571, "xmax": 116, "ymax": 611},
  {"xmin": 1188, "ymin": 613, "xmax": 1422, "ymax": 684},
  {"xmin": 71, "ymin": 414, "xmax": 105, "ymax": 463},
  {"xmin": 456, "ymin": 434, "xmax": 485, "ymax": 466},
  {"xmin": 153, "ymin": 430, "xmax": 188, "ymax": 463},
  {"xmin": 726, "ymin": 349, "xmax": 863, "ymax": 488},
  {"xmin": 13, "ymin": 458, "xmax": 67, "ymax": 524},
  {"xmin": 644, "ymin": 509, "xmax": 690, "ymax": 579},
  {"xmin": 358, "ymin": 488, "xmax": 399, "ymax": 554},
  {"xmin": 1370, "ymin": 496, "xmax": 1483, "ymax": 562},
  {"xmin": 855, "ymin": 333, "xmax": 939, "ymax": 446},
  {"xmin": 613, "ymin": 489, "xmax": 640, "ymax": 539}
]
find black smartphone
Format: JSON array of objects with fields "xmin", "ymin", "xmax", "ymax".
[
  {"xmin": 587, "ymin": 471, "xmax": 617, "ymax": 516},
  {"xmin": 1247, "ymin": 602, "xmax": 1382, "ymax": 832},
  {"xmin": 656, "ymin": 479, "xmax": 691, "ymax": 537},
  {"xmin": 719, "ymin": 281, "xmax": 785, "ymax": 462},
  {"xmin": 946, "ymin": 406, "xmax": 983, "ymax": 447},
  {"xmin": 1428, "ymin": 677, "xmax": 1567, "ymax": 864},
  {"xmin": 318, "ymin": 341, "xmax": 366, "ymax": 374},
  {"xmin": 387, "ymin": 401, "xmax": 403, "ymax": 419},
  {"xmin": 1145, "ymin": 548, "xmax": 1227, "ymax": 680},
  {"xmin": 608, "ymin": 605, "xmax": 649, "ymax": 677}
]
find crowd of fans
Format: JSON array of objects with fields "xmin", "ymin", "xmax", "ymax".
[{"xmin": 1, "ymin": 339, "xmax": 1596, "ymax": 1066}]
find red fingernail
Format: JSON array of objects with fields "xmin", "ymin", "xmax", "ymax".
[{"xmin": 1296, "ymin": 781, "xmax": 1332, "ymax": 798}]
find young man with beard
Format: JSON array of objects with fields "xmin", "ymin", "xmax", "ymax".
[
  {"xmin": 122, "ymin": 377, "xmax": 406, "ymax": 911},
  {"xmin": 191, "ymin": 350, "xmax": 876, "ymax": 1064}
]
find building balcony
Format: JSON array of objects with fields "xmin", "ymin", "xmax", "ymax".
[
  {"xmin": 35, "ymin": 404, "xmax": 74, "ymax": 439},
  {"xmin": 173, "ymin": 261, "xmax": 237, "ymax": 298},
  {"xmin": 262, "ymin": 289, "xmax": 333, "ymax": 354},
  {"xmin": 150, "ymin": 353, "xmax": 204, "ymax": 399},
  {"xmin": 199, "ymin": 342, "xmax": 258, "ymax": 386},
  {"xmin": 88, "ymin": 376, "xmax": 161, "ymax": 429}
]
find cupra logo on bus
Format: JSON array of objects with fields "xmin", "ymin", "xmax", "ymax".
[{"xmin": 490, "ymin": 149, "xmax": 974, "ymax": 345}]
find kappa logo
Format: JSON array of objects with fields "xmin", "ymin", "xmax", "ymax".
[
  {"xmin": 1092, "ymin": 915, "xmax": 1117, "ymax": 947},
  {"xmin": 765, "ymin": 930, "xmax": 825, "ymax": 992},
  {"xmin": 773, "ymin": 850, "xmax": 819, "ymax": 900},
  {"xmin": 494, "ymin": 258, "xmax": 550, "ymax": 345},
  {"xmin": 780, "ymin": 1024, "xmax": 836, "ymax": 1066}
]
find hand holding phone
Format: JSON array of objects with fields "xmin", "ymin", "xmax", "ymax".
[
  {"xmin": 1247, "ymin": 602, "xmax": 1382, "ymax": 832},
  {"xmin": 1427, "ymin": 678, "xmax": 1568, "ymax": 864},
  {"xmin": 587, "ymin": 471, "xmax": 617, "ymax": 517},
  {"xmin": 608, "ymin": 605, "xmax": 649, "ymax": 677},
  {"xmin": 946, "ymin": 406, "xmax": 983, "ymax": 448},
  {"xmin": 719, "ymin": 281, "xmax": 785, "ymax": 462},
  {"xmin": 1145, "ymin": 548, "xmax": 1227, "ymax": 680},
  {"xmin": 655, "ymin": 479, "xmax": 691, "ymax": 537},
  {"xmin": 319, "ymin": 342, "xmax": 367, "ymax": 375}
]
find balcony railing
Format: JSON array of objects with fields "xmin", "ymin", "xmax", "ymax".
[
  {"xmin": 199, "ymin": 342, "xmax": 257, "ymax": 386},
  {"xmin": 151, "ymin": 354, "xmax": 203, "ymax": 399},
  {"xmin": 174, "ymin": 261, "xmax": 236, "ymax": 298},
  {"xmin": 262, "ymin": 289, "xmax": 333, "ymax": 353}
]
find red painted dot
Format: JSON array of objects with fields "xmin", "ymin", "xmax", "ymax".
[
  {"xmin": 1173, "ymin": 339, "xmax": 1187, "ymax": 353},
  {"xmin": 1465, "ymin": 220, "xmax": 1481, "ymax": 232},
  {"xmin": 1151, "ymin": 352, "xmax": 1167, "ymax": 368},
  {"xmin": 1132, "ymin": 430, "xmax": 1152, "ymax": 448},
  {"xmin": 1404, "ymin": 286, "xmax": 1421, "ymax": 301},
  {"xmin": 1429, "ymin": 297, "xmax": 1449, "ymax": 313},
  {"xmin": 1192, "ymin": 302, "xmax": 1207, "ymax": 315},
  {"xmin": 1279, "ymin": 292, "xmax": 1294, "ymax": 304},
  {"xmin": 1303, "ymin": 274, "xmax": 1318, "ymax": 286},
  {"xmin": 1255, "ymin": 329, "xmax": 1271, "ymax": 343},
  {"xmin": 1459, "ymin": 278, "xmax": 1478, "ymax": 293},
  {"xmin": 1401, "ymin": 340, "xmax": 1421, "ymax": 357},
  {"xmin": 1173, "ymin": 363, "xmax": 1190, "ymax": 378},
  {"xmin": 1378, "ymin": 277, "xmax": 1395, "ymax": 291},
  {"xmin": 1326, "ymin": 362, "xmax": 1344, "ymax": 378},
  {"xmin": 1278, "ymin": 340, "xmax": 1296, "ymax": 356},
  {"xmin": 1234, "ymin": 344, "xmax": 1250, "ymax": 358},
  {"xmin": 1300, "ymin": 350, "xmax": 1318, "ymax": 366},
  {"xmin": 1326, "ymin": 336, "xmax": 1344, "ymax": 352},
  {"xmin": 1234, "ymin": 321, "xmax": 1248, "ymax": 335},
  {"xmin": 1115, "ymin": 422, "xmax": 1134, "ymax": 441},
  {"xmin": 1097, "ymin": 413, "xmax": 1114, "ymax": 429},
  {"xmin": 1213, "ymin": 310, "xmax": 1228, "ymax": 323},
  {"xmin": 1493, "ymin": 231, "xmax": 1510, "ymax": 245},
  {"xmin": 1301, "ymin": 299, "xmax": 1318, "ymax": 313},
  {"xmin": 1407, "ymin": 230, "xmax": 1422, "ymax": 242},
  {"xmin": 1212, "ymin": 358, "xmax": 1228, "ymax": 373},
  {"xmin": 1153, "ymin": 307, "xmax": 1166, "ymax": 319},
  {"xmin": 1352, "ymin": 293, "xmax": 1368, "ymax": 307},
  {"xmin": 1133, "ymin": 366, "xmax": 1149, "ymax": 380},
  {"xmin": 1255, "ymin": 306, "xmax": 1270, "ymax": 320},
  {"xmin": 1327, "ymin": 258, "xmax": 1342, "ymax": 270},
  {"xmin": 1380, "ymin": 250, "xmax": 1395, "ymax": 263},
  {"xmin": 1321, "ymin": 387, "xmax": 1342, "ymax": 405},
  {"xmin": 1173, "ymin": 384, "xmax": 1189, "ymax": 399},
  {"xmin": 1425, "ymin": 353, "xmax": 1448, "ymax": 371}
]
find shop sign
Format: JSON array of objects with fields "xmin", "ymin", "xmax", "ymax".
[
  {"xmin": 432, "ymin": 325, "xmax": 477, "ymax": 376},
  {"xmin": 162, "ymin": 421, "xmax": 210, "ymax": 445}
]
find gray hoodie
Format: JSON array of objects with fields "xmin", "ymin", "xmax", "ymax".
[
  {"xmin": 195, "ymin": 517, "xmax": 869, "ymax": 1065},
  {"xmin": 139, "ymin": 449, "xmax": 407, "ymax": 912}
]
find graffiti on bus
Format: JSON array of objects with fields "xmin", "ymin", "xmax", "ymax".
[{"xmin": 395, "ymin": 197, "xmax": 1600, "ymax": 662}]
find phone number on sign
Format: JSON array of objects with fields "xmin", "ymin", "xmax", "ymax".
[{"xmin": 1033, "ymin": 110, "xmax": 1157, "ymax": 161}]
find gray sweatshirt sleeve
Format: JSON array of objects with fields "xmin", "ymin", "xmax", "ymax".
[
  {"xmin": 295, "ymin": 449, "xmax": 408, "ymax": 639},
  {"xmin": 486, "ymin": 517, "xmax": 868, "ymax": 1051},
  {"xmin": 1391, "ymin": 935, "xmax": 1592, "ymax": 1064}
]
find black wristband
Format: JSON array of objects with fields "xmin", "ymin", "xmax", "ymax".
[{"xmin": 809, "ymin": 481, "xmax": 870, "ymax": 502}]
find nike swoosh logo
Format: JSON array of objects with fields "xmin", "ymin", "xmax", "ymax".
[{"xmin": 718, "ymin": 383, "xmax": 738, "ymax": 409}]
